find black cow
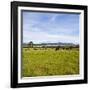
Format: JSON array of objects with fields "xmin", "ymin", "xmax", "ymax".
[{"xmin": 55, "ymin": 46, "xmax": 60, "ymax": 51}]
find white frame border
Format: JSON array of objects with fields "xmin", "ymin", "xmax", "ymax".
[{"xmin": 18, "ymin": 6, "xmax": 84, "ymax": 83}]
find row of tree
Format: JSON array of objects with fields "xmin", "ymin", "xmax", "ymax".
[{"xmin": 24, "ymin": 41, "xmax": 79, "ymax": 49}]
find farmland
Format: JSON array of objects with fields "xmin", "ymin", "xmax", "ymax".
[{"xmin": 22, "ymin": 47, "xmax": 79, "ymax": 77}]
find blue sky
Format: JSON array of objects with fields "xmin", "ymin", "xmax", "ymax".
[{"xmin": 22, "ymin": 11, "xmax": 80, "ymax": 44}]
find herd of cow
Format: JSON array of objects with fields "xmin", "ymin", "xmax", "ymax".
[
  {"xmin": 24, "ymin": 45, "xmax": 79, "ymax": 51},
  {"xmin": 55, "ymin": 46, "xmax": 79, "ymax": 51}
]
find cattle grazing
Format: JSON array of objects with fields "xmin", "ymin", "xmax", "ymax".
[
  {"xmin": 33, "ymin": 48, "xmax": 38, "ymax": 50},
  {"xmin": 55, "ymin": 46, "xmax": 60, "ymax": 51}
]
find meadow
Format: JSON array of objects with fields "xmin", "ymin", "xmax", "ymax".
[{"xmin": 22, "ymin": 48, "xmax": 79, "ymax": 77}]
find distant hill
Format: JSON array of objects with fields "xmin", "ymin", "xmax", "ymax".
[
  {"xmin": 41, "ymin": 42, "xmax": 75, "ymax": 46},
  {"xmin": 22, "ymin": 42, "xmax": 79, "ymax": 48}
]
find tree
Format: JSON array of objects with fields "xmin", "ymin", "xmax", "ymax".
[{"xmin": 28, "ymin": 41, "xmax": 33, "ymax": 48}]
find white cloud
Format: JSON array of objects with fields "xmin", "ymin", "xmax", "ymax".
[
  {"xmin": 23, "ymin": 12, "xmax": 79, "ymax": 44},
  {"xmin": 23, "ymin": 30, "xmax": 79, "ymax": 44},
  {"xmin": 50, "ymin": 14, "xmax": 58, "ymax": 22}
]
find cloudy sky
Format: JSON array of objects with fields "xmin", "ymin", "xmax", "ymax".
[{"xmin": 22, "ymin": 11, "xmax": 80, "ymax": 44}]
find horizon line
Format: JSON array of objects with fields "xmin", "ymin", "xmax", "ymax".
[{"xmin": 23, "ymin": 41, "xmax": 79, "ymax": 45}]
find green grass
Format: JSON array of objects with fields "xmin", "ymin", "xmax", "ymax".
[{"xmin": 22, "ymin": 48, "xmax": 79, "ymax": 77}]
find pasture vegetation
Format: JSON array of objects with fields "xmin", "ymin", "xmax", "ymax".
[{"xmin": 22, "ymin": 48, "xmax": 79, "ymax": 77}]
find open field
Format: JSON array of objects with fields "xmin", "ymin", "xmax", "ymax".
[{"xmin": 22, "ymin": 48, "xmax": 79, "ymax": 77}]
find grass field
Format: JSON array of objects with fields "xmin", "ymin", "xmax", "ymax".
[{"xmin": 22, "ymin": 48, "xmax": 79, "ymax": 77}]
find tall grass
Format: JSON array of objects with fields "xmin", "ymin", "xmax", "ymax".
[{"xmin": 22, "ymin": 48, "xmax": 79, "ymax": 77}]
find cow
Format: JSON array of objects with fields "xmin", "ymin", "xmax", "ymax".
[{"xmin": 55, "ymin": 46, "xmax": 60, "ymax": 51}]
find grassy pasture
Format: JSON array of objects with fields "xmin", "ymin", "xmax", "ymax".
[{"xmin": 22, "ymin": 48, "xmax": 79, "ymax": 77}]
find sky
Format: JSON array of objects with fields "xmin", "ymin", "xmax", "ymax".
[{"xmin": 22, "ymin": 11, "xmax": 80, "ymax": 44}]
